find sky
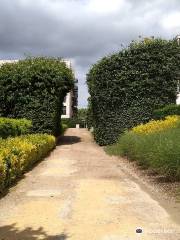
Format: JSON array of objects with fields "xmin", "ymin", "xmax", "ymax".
[{"xmin": 0, "ymin": 0, "xmax": 180, "ymax": 107}]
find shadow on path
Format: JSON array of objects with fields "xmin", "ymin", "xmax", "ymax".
[
  {"xmin": 0, "ymin": 224, "xmax": 69, "ymax": 240},
  {"xmin": 57, "ymin": 135, "xmax": 81, "ymax": 145}
]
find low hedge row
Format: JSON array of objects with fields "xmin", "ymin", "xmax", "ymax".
[
  {"xmin": 0, "ymin": 118, "xmax": 32, "ymax": 139},
  {"xmin": 0, "ymin": 134, "xmax": 55, "ymax": 192},
  {"xmin": 106, "ymin": 118, "xmax": 180, "ymax": 181},
  {"xmin": 153, "ymin": 104, "xmax": 180, "ymax": 120}
]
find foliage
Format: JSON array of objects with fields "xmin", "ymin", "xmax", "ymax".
[
  {"xmin": 61, "ymin": 118, "xmax": 78, "ymax": 128},
  {"xmin": 0, "ymin": 134, "xmax": 55, "ymax": 192},
  {"xmin": 86, "ymin": 98, "xmax": 94, "ymax": 130},
  {"xmin": 77, "ymin": 108, "xmax": 88, "ymax": 127},
  {"xmin": 61, "ymin": 123, "xmax": 68, "ymax": 134},
  {"xmin": 61, "ymin": 118, "xmax": 76, "ymax": 128},
  {"xmin": 77, "ymin": 108, "xmax": 87, "ymax": 121},
  {"xmin": 0, "ymin": 117, "xmax": 32, "ymax": 139},
  {"xmin": 61, "ymin": 108, "xmax": 88, "ymax": 129},
  {"xmin": 0, "ymin": 57, "xmax": 74, "ymax": 136},
  {"xmin": 62, "ymin": 117, "xmax": 86, "ymax": 128},
  {"xmin": 106, "ymin": 121, "xmax": 180, "ymax": 181},
  {"xmin": 87, "ymin": 38, "xmax": 180, "ymax": 145},
  {"xmin": 132, "ymin": 115, "xmax": 179, "ymax": 134},
  {"xmin": 153, "ymin": 104, "xmax": 180, "ymax": 119}
]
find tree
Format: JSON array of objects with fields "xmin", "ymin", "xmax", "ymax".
[{"xmin": 0, "ymin": 57, "xmax": 74, "ymax": 136}]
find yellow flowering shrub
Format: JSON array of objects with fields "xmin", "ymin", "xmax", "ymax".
[
  {"xmin": 0, "ymin": 134, "xmax": 55, "ymax": 192},
  {"xmin": 0, "ymin": 155, "xmax": 6, "ymax": 192},
  {"xmin": 132, "ymin": 115, "xmax": 179, "ymax": 134}
]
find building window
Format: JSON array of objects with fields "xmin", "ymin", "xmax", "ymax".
[{"xmin": 62, "ymin": 106, "xmax": 66, "ymax": 115}]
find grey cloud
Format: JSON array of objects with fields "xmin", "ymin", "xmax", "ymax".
[{"xmin": 0, "ymin": 0, "xmax": 180, "ymax": 107}]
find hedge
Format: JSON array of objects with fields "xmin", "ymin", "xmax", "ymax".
[
  {"xmin": 61, "ymin": 123, "xmax": 68, "ymax": 134},
  {"xmin": 87, "ymin": 38, "xmax": 180, "ymax": 145},
  {"xmin": 0, "ymin": 117, "xmax": 32, "ymax": 139},
  {"xmin": 0, "ymin": 57, "xmax": 74, "ymax": 136},
  {"xmin": 106, "ymin": 118, "xmax": 180, "ymax": 181},
  {"xmin": 153, "ymin": 104, "xmax": 180, "ymax": 119},
  {"xmin": 0, "ymin": 134, "xmax": 55, "ymax": 192}
]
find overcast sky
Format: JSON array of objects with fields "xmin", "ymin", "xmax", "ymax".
[{"xmin": 0, "ymin": 0, "xmax": 180, "ymax": 107}]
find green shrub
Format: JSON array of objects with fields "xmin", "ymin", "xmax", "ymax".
[
  {"xmin": 0, "ymin": 117, "xmax": 32, "ymax": 138},
  {"xmin": 61, "ymin": 118, "xmax": 77, "ymax": 128},
  {"xmin": 86, "ymin": 98, "xmax": 94, "ymax": 130},
  {"xmin": 87, "ymin": 38, "xmax": 180, "ymax": 145},
  {"xmin": 62, "ymin": 118, "xmax": 86, "ymax": 128},
  {"xmin": 106, "ymin": 125, "xmax": 180, "ymax": 181},
  {"xmin": 61, "ymin": 123, "xmax": 68, "ymax": 134},
  {"xmin": 0, "ymin": 57, "xmax": 74, "ymax": 136},
  {"xmin": 0, "ymin": 134, "xmax": 55, "ymax": 192},
  {"xmin": 153, "ymin": 104, "xmax": 180, "ymax": 119}
]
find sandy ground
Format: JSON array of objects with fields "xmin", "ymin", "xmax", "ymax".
[{"xmin": 0, "ymin": 128, "xmax": 180, "ymax": 240}]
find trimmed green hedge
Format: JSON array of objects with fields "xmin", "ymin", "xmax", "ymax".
[
  {"xmin": 106, "ymin": 125, "xmax": 180, "ymax": 181},
  {"xmin": 87, "ymin": 38, "xmax": 180, "ymax": 145},
  {"xmin": 153, "ymin": 104, "xmax": 180, "ymax": 119},
  {"xmin": 0, "ymin": 118, "xmax": 32, "ymax": 139},
  {"xmin": 87, "ymin": 98, "xmax": 94, "ymax": 130},
  {"xmin": 0, "ymin": 57, "xmax": 74, "ymax": 136},
  {"xmin": 0, "ymin": 134, "xmax": 55, "ymax": 192}
]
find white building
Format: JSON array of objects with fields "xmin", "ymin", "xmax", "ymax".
[
  {"xmin": 177, "ymin": 80, "xmax": 180, "ymax": 105},
  {"xmin": 61, "ymin": 59, "xmax": 78, "ymax": 118},
  {"xmin": 62, "ymin": 92, "xmax": 74, "ymax": 118},
  {"xmin": 0, "ymin": 59, "xmax": 78, "ymax": 118},
  {"xmin": 177, "ymin": 93, "xmax": 180, "ymax": 105},
  {"xmin": 0, "ymin": 59, "xmax": 18, "ymax": 66}
]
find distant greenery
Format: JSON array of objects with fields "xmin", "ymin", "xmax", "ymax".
[
  {"xmin": 153, "ymin": 104, "xmax": 180, "ymax": 120},
  {"xmin": 0, "ymin": 118, "xmax": 32, "ymax": 139},
  {"xmin": 106, "ymin": 116, "xmax": 180, "ymax": 181},
  {"xmin": 61, "ymin": 118, "xmax": 77, "ymax": 128},
  {"xmin": 87, "ymin": 38, "xmax": 180, "ymax": 145},
  {"xmin": 62, "ymin": 108, "xmax": 88, "ymax": 128},
  {"xmin": 77, "ymin": 108, "xmax": 87, "ymax": 121},
  {"xmin": 0, "ymin": 57, "xmax": 74, "ymax": 136},
  {"xmin": 61, "ymin": 123, "xmax": 68, "ymax": 134}
]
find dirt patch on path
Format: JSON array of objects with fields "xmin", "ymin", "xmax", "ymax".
[{"xmin": 0, "ymin": 129, "xmax": 180, "ymax": 239}]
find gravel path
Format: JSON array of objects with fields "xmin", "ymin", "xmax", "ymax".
[{"xmin": 0, "ymin": 128, "xmax": 180, "ymax": 240}]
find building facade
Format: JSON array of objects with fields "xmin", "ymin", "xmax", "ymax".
[
  {"xmin": 0, "ymin": 59, "xmax": 78, "ymax": 118},
  {"xmin": 62, "ymin": 59, "xmax": 78, "ymax": 118},
  {"xmin": 177, "ymin": 93, "xmax": 180, "ymax": 105},
  {"xmin": 62, "ymin": 92, "xmax": 75, "ymax": 118}
]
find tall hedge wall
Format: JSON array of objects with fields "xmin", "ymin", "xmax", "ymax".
[
  {"xmin": 0, "ymin": 117, "xmax": 32, "ymax": 139},
  {"xmin": 87, "ymin": 39, "xmax": 180, "ymax": 145},
  {"xmin": 0, "ymin": 57, "xmax": 74, "ymax": 136}
]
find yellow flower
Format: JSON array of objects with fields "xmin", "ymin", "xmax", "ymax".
[{"xmin": 132, "ymin": 115, "xmax": 179, "ymax": 134}]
